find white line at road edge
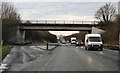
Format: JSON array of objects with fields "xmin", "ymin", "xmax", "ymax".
[{"xmin": 41, "ymin": 53, "xmax": 56, "ymax": 71}]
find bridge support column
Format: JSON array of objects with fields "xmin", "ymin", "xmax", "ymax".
[{"xmin": 16, "ymin": 26, "xmax": 25, "ymax": 44}]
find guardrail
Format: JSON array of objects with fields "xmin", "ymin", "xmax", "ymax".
[{"xmin": 21, "ymin": 20, "xmax": 99, "ymax": 25}]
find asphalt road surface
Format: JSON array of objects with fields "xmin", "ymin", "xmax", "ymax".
[{"xmin": 20, "ymin": 45, "xmax": 118, "ymax": 71}]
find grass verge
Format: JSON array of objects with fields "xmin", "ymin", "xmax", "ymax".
[
  {"xmin": 103, "ymin": 45, "xmax": 119, "ymax": 51},
  {"xmin": 0, "ymin": 45, "xmax": 12, "ymax": 60},
  {"xmin": 0, "ymin": 46, "xmax": 2, "ymax": 60}
]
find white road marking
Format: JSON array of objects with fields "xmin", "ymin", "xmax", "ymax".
[{"xmin": 41, "ymin": 53, "xmax": 56, "ymax": 71}]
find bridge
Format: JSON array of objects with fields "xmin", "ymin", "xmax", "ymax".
[
  {"xmin": 19, "ymin": 20, "xmax": 98, "ymax": 31},
  {"xmin": 16, "ymin": 20, "xmax": 99, "ymax": 44}
]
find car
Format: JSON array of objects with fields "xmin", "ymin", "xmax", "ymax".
[
  {"xmin": 62, "ymin": 41, "xmax": 66, "ymax": 44},
  {"xmin": 71, "ymin": 37, "xmax": 76, "ymax": 44},
  {"xmin": 76, "ymin": 40, "xmax": 83, "ymax": 46}
]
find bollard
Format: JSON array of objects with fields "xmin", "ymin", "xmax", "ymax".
[{"xmin": 47, "ymin": 43, "xmax": 48, "ymax": 50}]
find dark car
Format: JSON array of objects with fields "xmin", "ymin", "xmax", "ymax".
[
  {"xmin": 76, "ymin": 40, "xmax": 83, "ymax": 46},
  {"xmin": 62, "ymin": 41, "xmax": 66, "ymax": 44}
]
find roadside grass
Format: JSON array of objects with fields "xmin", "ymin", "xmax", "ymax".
[
  {"xmin": 103, "ymin": 45, "xmax": 119, "ymax": 51},
  {"xmin": 0, "ymin": 46, "xmax": 2, "ymax": 60},
  {"xmin": 1, "ymin": 45, "xmax": 12, "ymax": 60}
]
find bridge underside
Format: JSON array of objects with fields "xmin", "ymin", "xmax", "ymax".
[
  {"xmin": 19, "ymin": 23, "xmax": 93, "ymax": 31},
  {"xmin": 19, "ymin": 26, "xmax": 92, "ymax": 31}
]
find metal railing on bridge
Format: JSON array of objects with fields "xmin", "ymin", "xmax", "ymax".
[{"xmin": 21, "ymin": 20, "xmax": 99, "ymax": 25}]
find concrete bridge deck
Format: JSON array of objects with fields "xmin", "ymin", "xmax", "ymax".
[
  {"xmin": 21, "ymin": 20, "xmax": 99, "ymax": 25},
  {"xmin": 19, "ymin": 20, "xmax": 98, "ymax": 31}
]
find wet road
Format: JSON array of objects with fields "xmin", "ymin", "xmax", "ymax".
[{"xmin": 21, "ymin": 45, "xmax": 118, "ymax": 71}]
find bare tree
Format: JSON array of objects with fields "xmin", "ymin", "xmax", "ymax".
[
  {"xmin": 95, "ymin": 3, "xmax": 116, "ymax": 22},
  {"xmin": 2, "ymin": 2, "xmax": 21, "ymax": 44},
  {"xmin": 2, "ymin": 2, "xmax": 20, "ymax": 20}
]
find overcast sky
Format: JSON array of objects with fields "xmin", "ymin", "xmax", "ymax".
[
  {"xmin": 13, "ymin": 2, "xmax": 117, "ymax": 21},
  {"xmin": 2, "ymin": 0, "xmax": 118, "ymax": 36},
  {"xmin": 2, "ymin": 0, "xmax": 119, "ymax": 2}
]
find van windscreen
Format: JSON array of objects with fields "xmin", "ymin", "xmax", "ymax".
[{"xmin": 88, "ymin": 37, "xmax": 101, "ymax": 42}]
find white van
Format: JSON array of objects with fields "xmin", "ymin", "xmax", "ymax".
[{"xmin": 85, "ymin": 34, "xmax": 103, "ymax": 51}]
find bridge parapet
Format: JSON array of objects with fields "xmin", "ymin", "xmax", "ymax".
[{"xmin": 21, "ymin": 20, "xmax": 99, "ymax": 25}]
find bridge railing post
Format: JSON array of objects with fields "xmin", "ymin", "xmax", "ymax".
[
  {"xmin": 54, "ymin": 21, "xmax": 56, "ymax": 24},
  {"xmin": 45, "ymin": 20, "xmax": 47, "ymax": 24},
  {"xmin": 73, "ymin": 21, "xmax": 74, "ymax": 24},
  {"xmin": 82, "ymin": 21, "xmax": 83, "ymax": 24},
  {"xmin": 36, "ymin": 20, "xmax": 38, "ymax": 23},
  {"xmin": 64, "ymin": 21, "xmax": 65, "ymax": 24}
]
